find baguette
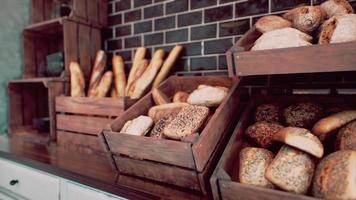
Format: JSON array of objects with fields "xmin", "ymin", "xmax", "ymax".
[
  {"xmin": 90, "ymin": 71, "xmax": 113, "ymax": 98},
  {"xmin": 127, "ymin": 59, "xmax": 149, "ymax": 97},
  {"xmin": 173, "ymin": 91, "xmax": 189, "ymax": 103},
  {"xmin": 88, "ymin": 50, "xmax": 106, "ymax": 95},
  {"xmin": 312, "ymin": 110, "xmax": 356, "ymax": 141},
  {"xmin": 125, "ymin": 47, "xmax": 146, "ymax": 93},
  {"xmin": 111, "ymin": 87, "xmax": 118, "ymax": 98},
  {"xmin": 148, "ymin": 102, "xmax": 188, "ymax": 123},
  {"xmin": 152, "ymin": 45, "xmax": 183, "ymax": 88},
  {"xmin": 130, "ymin": 49, "xmax": 165, "ymax": 99},
  {"xmin": 112, "ymin": 55, "xmax": 126, "ymax": 97},
  {"xmin": 120, "ymin": 116, "xmax": 153, "ymax": 136},
  {"xmin": 273, "ymin": 127, "xmax": 324, "ymax": 158},
  {"xmin": 69, "ymin": 62, "xmax": 85, "ymax": 97},
  {"xmin": 152, "ymin": 88, "xmax": 170, "ymax": 105}
]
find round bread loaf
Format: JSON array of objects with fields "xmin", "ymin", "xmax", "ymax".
[
  {"xmin": 321, "ymin": 0, "xmax": 354, "ymax": 18},
  {"xmin": 255, "ymin": 103, "xmax": 283, "ymax": 123},
  {"xmin": 255, "ymin": 15, "xmax": 292, "ymax": 33},
  {"xmin": 283, "ymin": 6, "xmax": 324, "ymax": 33},
  {"xmin": 245, "ymin": 121, "xmax": 284, "ymax": 148},
  {"xmin": 313, "ymin": 150, "xmax": 356, "ymax": 200},
  {"xmin": 319, "ymin": 14, "xmax": 356, "ymax": 44},
  {"xmin": 283, "ymin": 102, "xmax": 323, "ymax": 128},
  {"xmin": 336, "ymin": 120, "xmax": 356, "ymax": 150},
  {"xmin": 239, "ymin": 147, "xmax": 275, "ymax": 189}
]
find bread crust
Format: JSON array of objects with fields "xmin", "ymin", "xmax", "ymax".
[
  {"xmin": 283, "ymin": 6, "xmax": 324, "ymax": 33},
  {"xmin": 255, "ymin": 15, "xmax": 292, "ymax": 33},
  {"xmin": 69, "ymin": 62, "xmax": 86, "ymax": 97},
  {"xmin": 152, "ymin": 88, "xmax": 170, "ymax": 105},
  {"xmin": 148, "ymin": 103, "xmax": 189, "ymax": 123},
  {"xmin": 255, "ymin": 103, "xmax": 283, "ymax": 123},
  {"xmin": 336, "ymin": 120, "xmax": 356, "ymax": 150},
  {"xmin": 119, "ymin": 115, "xmax": 153, "ymax": 136},
  {"xmin": 245, "ymin": 121, "xmax": 284, "ymax": 148},
  {"xmin": 321, "ymin": 0, "xmax": 354, "ymax": 18},
  {"xmin": 283, "ymin": 102, "xmax": 322, "ymax": 128},
  {"xmin": 173, "ymin": 91, "xmax": 189, "ymax": 103},
  {"xmin": 187, "ymin": 85, "xmax": 229, "ymax": 107}
]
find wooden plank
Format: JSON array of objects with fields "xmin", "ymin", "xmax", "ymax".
[
  {"xmin": 8, "ymin": 83, "xmax": 23, "ymax": 133},
  {"xmin": 22, "ymin": 84, "xmax": 38, "ymax": 126},
  {"xmin": 55, "ymin": 96, "xmax": 127, "ymax": 116},
  {"xmin": 63, "ymin": 19, "xmax": 78, "ymax": 75},
  {"xmin": 73, "ymin": 0, "xmax": 87, "ymax": 20},
  {"xmin": 23, "ymin": 32, "xmax": 37, "ymax": 78},
  {"xmin": 114, "ymin": 156, "xmax": 200, "ymax": 191},
  {"xmin": 57, "ymin": 114, "xmax": 112, "ymax": 135},
  {"xmin": 90, "ymin": 27, "xmax": 102, "ymax": 66},
  {"xmin": 47, "ymin": 82, "xmax": 64, "ymax": 141},
  {"xmin": 104, "ymin": 131, "xmax": 196, "ymax": 169},
  {"xmin": 78, "ymin": 24, "xmax": 92, "ymax": 82},
  {"xmin": 44, "ymin": 0, "xmax": 53, "ymax": 21},
  {"xmin": 57, "ymin": 130, "xmax": 103, "ymax": 152},
  {"xmin": 98, "ymin": 0, "xmax": 108, "ymax": 26},
  {"xmin": 31, "ymin": 0, "xmax": 44, "ymax": 23},
  {"xmin": 87, "ymin": 0, "xmax": 99, "ymax": 24},
  {"xmin": 35, "ymin": 36, "xmax": 49, "ymax": 77}
]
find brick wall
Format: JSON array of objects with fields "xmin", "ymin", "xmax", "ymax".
[{"xmin": 105, "ymin": 0, "xmax": 356, "ymax": 76}]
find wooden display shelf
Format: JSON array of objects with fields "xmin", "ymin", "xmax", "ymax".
[{"xmin": 8, "ymin": 78, "xmax": 65, "ymax": 144}]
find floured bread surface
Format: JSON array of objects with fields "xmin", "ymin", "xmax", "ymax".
[
  {"xmin": 239, "ymin": 147, "xmax": 275, "ymax": 189},
  {"xmin": 187, "ymin": 85, "xmax": 229, "ymax": 107},
  {"xmin": 265, "ymin": 145, "xmax": 315, "ymax": 194},
  {"xmin": 251, "ymin": 28, "xmax": 313, "ymax": 51},
  {"xmin": 330, "ymin": 14, "xmax": 356, "ymax": 43},
  {"xmin": 321, "ymin": 0, "xmax": 354, "ymax": 18},
  {"xmin": 283, "ymin": 6, "xmax": 324, "ymax": 33},
  {"xmin": 336, "ymin": 120, "xmax": 356, "ymax": 150},
  {"xmin": 255, "ymin": 15, "xmax": 292, "ymax": 33},
  {"xmin": 313, "ymin": 150, "xmax": 356, "ymax": 200},
  {"xmin": 163, "ymin": 105, "xmax": 209, "ymax": 139},
  {"xmin": 120, "ymin": 115, "xmax": 153, "ymax": 136}
]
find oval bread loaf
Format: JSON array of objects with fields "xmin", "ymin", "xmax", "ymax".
[
  {"xmin": 187, "ymin": 85, "xmax": 229, "ymax": 107},
  {"xmin": 319, "ymin": 14, "xmax": 356, "ymax": 44},
  {"xmin": 321, "ymin": 0, "xmax": 354, "ymax": 18},
  {"xmin": 255, "ymin": 15, "xmax": 292, "ymax": 33},
  {"xmin": 283, "ymin": 6, "xmax": 324, "ymax": 33}
]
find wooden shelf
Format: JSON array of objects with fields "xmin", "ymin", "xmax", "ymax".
[
  {"xmin": 9, "ymin": 77, "xmax": 66, "ymax": 84},
  {"xmin": 25, "ymin": 17, "xmax": 65, "ymax": 34},
  {"xmin": 10, "ymin": 126, "xmax": 50, "ymax": 145}
]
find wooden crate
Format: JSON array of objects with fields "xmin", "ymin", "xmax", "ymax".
[
  {"xmin": 55, "ymin": 96, "xmax": 136, "ymax": 153},
  {"xmin": 99, "ymin": 76, "xmax": 241, "ymax": 194},
  {"xmin": 31, "ymin": 0, "xmax": 108, "ymax": 27},
  {"xmin": 23, "ymin": 18, "xmax": 102, "ymax": 82},
  {"xmin": 226, "ymin": 26, "xmax": 356, "ymax": 77},
  {"xmin": 8, "ymin": 78, "xmax": 65, "ymax": 144}
]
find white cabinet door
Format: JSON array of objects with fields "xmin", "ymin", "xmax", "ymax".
[
  {"xmin": 63, "ymin": 182, "xmax": 109, "ymax": 200},
  {"xmin": 0, "ymin": 159, "xmax": 60, "ymax": 200}
]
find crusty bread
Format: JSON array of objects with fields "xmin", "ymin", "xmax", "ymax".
[
  {"xmin": 245, "ymin": 121, "xmax": 284, "ymax": 148},
  {"xmin": 126, "ymin": 47, "xmax": 146, "ymax": 94},
  {"xmin": 251, "ymin": 28, "xmax": 312, "ymax": 51},
  {"xmin": 255, "ymin": 15, "xmax": 292, "ymax": 33},
  {"xmin": 283, "ymin": 6, "xmax": 324, "ymax": 33},
  {"xmin": 313, "ymin": 150, "xmax": 356, "ymax": 200},
  {"xmin": 283, "ymin": 102, "xmax": 323, "ymax": 128},
  {"xmin": 150, "ymin": 114, "xmax": 175, "ymax": 139},
  {"xmin": 120, "ymin": 115, "xmax": 153, "ymax": 136},
  {"xmin": 239, "ymin": 147, "xmax": 275, "ymax": 189},
  {"xmin": 319, "ymin": 14, "xmax": 356, "ymax": 44},
  {"xmin": 255, "ymin": 103, "xmax": 283, "ymax": 123},
  {"xmin": 127, "ymin": 59, "xmax": 149, "ymax": 97},
  {"xmin": 163, "ymin": 105, "xmax": 209, "ymax": 140},
  {"xmin": 112, "ymin": 55, "xmax": 126, "ymax": 97},
  {"xmin": 148, "ymin": 102, "xmax": 189, "ymax": 123},
  {"xmin": 187, "ymin": 85, "xmax": 229, "ymax": 107},
  {"xmin": 321, "ymin": 0, "xmax": 354, "ymax": 19},
  {"xmin": 69, "ymin": 62, "xmax": 85, "ymax": 97},
  {"xmin": 313, "ymin": 110, "xmax": 356, "ymax": 141},
  {"xmin": 273, "ymin": 127, "xmax": 324, "ymax": 158},
  {"xmin": 173, "ymin": 91, "xmax": 189, "ymax": 103},
  {"xmin": 265, "ymin": 145, "xmax": 315, "ymax": 194},
  {"xmin": 336, "ymin": 120, "xmax": 356, "ymax": 150},
  {"xmin": 152, "ymin": 88, "xmax": 170, "ymax": 105},
  {"xmin": 88, "ymin": 50, "xmax": 106, "ymax": 95},
  {"xmin": 92, "ymin": 71, "xmax": 113, "ymax": 98}
]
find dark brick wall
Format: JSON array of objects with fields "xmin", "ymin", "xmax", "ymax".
[{"xmin": 105, "ymin": 0, "xmax": 356, "ymax": 76}]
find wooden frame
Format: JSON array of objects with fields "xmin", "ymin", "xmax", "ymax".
[{"xmin": 100, "ymin": 76, "xmax": 241, "ymax": 194}]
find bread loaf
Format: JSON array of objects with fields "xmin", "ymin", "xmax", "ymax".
[
  {"xmin": 283, "ymin": 102, "xmax": 322, "ymax": 128},
  {"xmin": 251, "ymin": 28, "xmax": 312, "ymax": 51},
  {"xmin": 148, "ymin": 102, "xmax": 189, "ymax": 123},
  {"xmin": 265, "ymin": 145, "xmax": 315, "ymax": 194},
  {"xmin": 312, "ymin": 110, "xmax": 356, "ymax": 141},
  {"xmin": 239, "ymin": 147, "xmax": 275, "ymax": 189},
  {"xmin": 152, "ymin": 88, "xmax": 170, "ymax": 105},
  {"xmin": 163, "ymin": 105, "xmax": 209, "ymax": 140},
  {"xmin": 283, "ymin": 6, "xmax": 324, "ymax": 33},
  {"xmin": 92, "ymin": 71, "xmax": 113, "ymax": 98},
  {"xmin": 187, "ymin": 85, "xmax": 229, "ymax": 107},
  {"xmin": 255, "ymin": 103, "xmax": 283, "ymax": 123},
  {"xmin": 245, "ymin": 121, "xmax": 284, "ymax": 148},
  {"xmin": 150, "ymin": 114, "xmax": 175, "ymax": 139},
  {"xmin": 126, "ymin": 47, "xmax": 146, "ymax": 93},
  {"xmin": 112, "ymin": 55, "xmax": 126, "ymax": 97},
  {"xmin": 324, "ymin": 14, "xmax": 356, "ymax": 44},
  {"xmin": 173, "ymin": 91, "xmax": 189, "ymax": 103},
  {"xmin": 313, "ymin": 150, "xmax": 356, "ymax": 200},
  {"xmin": 69, "ymin": 62, "xmax": 85, "ymax": 97},
  {"xmin": 255, "ymin": 15, "xmax": 292, "ymax": 33},
  {"xmin": 336, "ymin": 120, "xmax": 356, "ymax": 150},
  {"xmin": 321, "ymin": 0, "xmax": 354, "ymax": 18},
  {"xmin": 273, "ymin": 127, "xmax": 324, "ymax": 158},
  {"xmin": 88, "ymin": 50, "xmax": 106, "ymax": 95},
  {"xmin": 127, "ymin": 59, "xmax": 149, "ymax": 97},
  {"xmin": 120, "ymin": 115, "xmax": 153, "ymax": 136}
]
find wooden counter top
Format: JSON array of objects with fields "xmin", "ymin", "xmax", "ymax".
[{"xmin": 0, "ymin": 135, "xmax": 205, "ymax": 200}]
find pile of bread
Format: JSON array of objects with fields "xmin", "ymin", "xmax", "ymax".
[
  {"xmin": 252, "ymin": 0, "xmax": 356, "ymax": 51},
  {"xmin": 240, "ymin": 102, "xmax": 356, "ymax": 199},
  {"xmin": 69, "ymin": 45, "xmax": 183, "ymax": 99},
  {"xmin": 118, "ymin": 85, "xmax": 229, "ymax": 140}
]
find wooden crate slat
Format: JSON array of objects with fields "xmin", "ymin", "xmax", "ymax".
[
  {"xmin": 56, "ymin": 96, "xmax": 127, "ymax": 116},
  {"xmin": 98, "ymin": 0, "xmax": 108, "ymax": 26},
  {"xmin": 57, "ymin": 114, "xmax": 112, "ymax": 135},
  {"xmin": 35, "ymin": 36, "xmax": 49, "ymax": 76},
  {"xmin": 114, "ymin": 156, "xmax": 200, "ymax": 190},
  {"xmin": 73, "ymin": 0, "xmax": 88, "ymax": 20},
  {"xmin": 8, "ymin": 83, "xmax": 23, "ymax": 131},
  {"xmin": 31, "ymin": 0, "xmax": 45, "ymax": 23},
  {"xmin": 22, "ymin": 84, "xmax": 39, "ymax": 125},
  {"xmin": 44, "ymin": 0, "xmax": 53, "ymax": 21},
  {"xmin": 47, "ymin": 82, "xmax": 64, "ymax": 141},
  {"xmin": 90, "ymin": 27, "xmax": 101, "ymax": 66},
  {"xmin": 23, "ymin": 32, "xmax": 37, "ymax": 78},
  {"xmin": 78, "ymin": 24, "xmax": 92, "ymax": 81},
  {"xmin": 57, "ymin": 130, "xmax": 103, "ymax": 152},
  {"xmin": 104, "ymin": 132, "xmax": 196, "ymax": 169},
  {"xmin": 87, "ymin": 0, "xmax": 99, "ymax": 24},
  {"xmin": 63, "ymin": 19, "xmax": 79, "ymax": 75}
]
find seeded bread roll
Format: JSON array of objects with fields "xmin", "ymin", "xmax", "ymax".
[
  {"xmin": 150, "ymin": 114, "xmax": 175, "ymax": 139},
  {"xmin": 283, "ymin": 102, "xmax": 323, "ymax": 128},
  {"xmin": 239, "ymin": 147, "xmax": 275, "ymax": 189},
  {"xmin": 273, "ymin": 127, "xmax": 324, "ymax": 158},
  {"xmin": 148, "ymin": 103, "xmax": 189, "ymax": 123},
  {"xmin": 265, "ymin": 145, "xmax": 315, "ymax": 194},
  {"xmin": 255, "ymin": 15, "xmax": 292, "ymax": 33},
  {"xmin": 187, "ymin": 85, "xmax": 229, "ymax": 107},
  {"xmin": 313, "ymin": 150, "xmax": 356, "ymax": 200},
  {"xmin": 120, "ymin": 116, "xmax": 153, "ymax": 136},
  {"xmin": 245, "ymin": 121, "xmax": 284, "ymax": 148},
  {"xmin": 336, "ymin": 120, "xmax": 356, "ymax": 150},
  {"xmin": 255, "ymin": 103, "xmax": 283, "ymax": 123},
  {"xmin": 313, "ymin": 110, "xmax": 356, "ymax": 141},
  {"xmin": 163, "ymin": 105, "xmax": 209, "ymax": 140},
  {"xmin": 320, "ymin": 14, "xmax": 356, "ymax": 44},
  {"xmin": 321, "ymin": 0, "xmax": 354, "ymax": 18},
  {"xmin": 283, "ymin": 6, "xmax": 324, "ymax": 33}
]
